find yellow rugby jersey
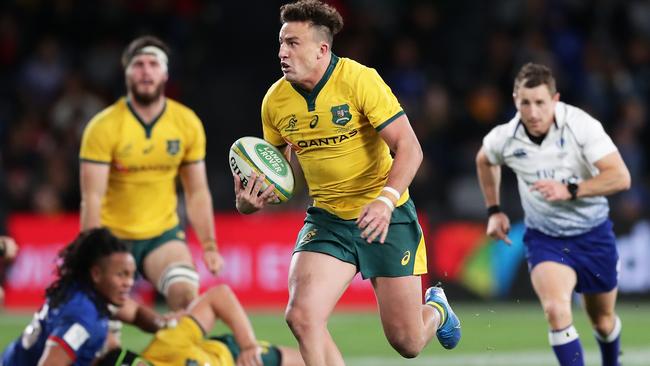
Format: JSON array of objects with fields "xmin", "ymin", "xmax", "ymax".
[
  {"xmin": 142, "ymin": 316, "xmax": 235, "ymax": 366},
  {"xmin": 80, "ymin": 97, "xmax": 206, "ymax": 239},
  {"xmin": 262, "ymin": 54, "xmax": 409, "ymax": 219}
]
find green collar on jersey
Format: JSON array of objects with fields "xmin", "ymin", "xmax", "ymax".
[
  {"xmin": 291, "ymin": 53, "xmax": 339, "ymax": 112},
  {"xmin": 126, "ymin": 98, "xmax": 167, "ymax": 139}
]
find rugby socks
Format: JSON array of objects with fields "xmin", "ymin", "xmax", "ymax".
[
  {"xmin": 594, "ymin": 316, "xmax": 622, "ymax": 366},
  {"xmin": 548, "ymin": 325, "xmax": 584, "ymax": 366},
  {"xmin": 425, "ymin": 301, "xmax": 447, "ymax": 329}
]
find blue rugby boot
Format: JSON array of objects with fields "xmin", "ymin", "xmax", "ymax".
[{"xmin": 425, "ymin": 286, "xmax": 461, "ymax": 349}]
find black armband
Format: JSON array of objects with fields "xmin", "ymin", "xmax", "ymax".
[{"xmin": 487, "ymin": 205, "xmax": 502, "ymax": 217}]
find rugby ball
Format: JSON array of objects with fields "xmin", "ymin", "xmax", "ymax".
[{"xmin": 229, "ymin": 136, "xmax": 294, "ymax": 204}]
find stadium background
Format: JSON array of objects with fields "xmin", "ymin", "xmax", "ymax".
[{"xmin": 1, "ymin": 0, "xmax": 649, "ymax": 365}]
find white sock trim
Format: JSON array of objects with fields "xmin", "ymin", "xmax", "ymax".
[
  {"xmin": 548, "ymin": 325, "xmax": 580, "ymax": 346},
  {"xmin": 594, "ymin": 316, "xmax": 622, "ymax": 343}
]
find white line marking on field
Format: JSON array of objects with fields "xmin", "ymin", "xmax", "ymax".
[{"xmin": 346, "ymin": 348, "xmax": 650, "ymax": 366}]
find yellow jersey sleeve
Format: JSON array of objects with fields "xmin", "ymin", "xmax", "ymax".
[
  {"xmin": 79, "ymin": 117, "xmax": 114, "ymax": 163},
  {"xmin": 355, "ymin": 67, "xmax": 404, "ymax": 131},
  {"xmin": 261, "ymin": 89, "xmax": 285, "ymax": 146},
  {"xmin": 183, "ymin": 111, "xmax": 206, "ymax": 163}
]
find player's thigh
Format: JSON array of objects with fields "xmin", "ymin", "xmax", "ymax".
[
  {"xmin": 530, "ymin": 261, "xmax": 577, "ymax": 305},
  {"xmin": 371, "ymin": 275, "xmax": 424, "ymax": 334},
  {"xmin": 287, "ymin": 251, "xmax": 356, "ymax": 318},
  {"xmin": 582, "ymin": 288, "xmax": 618, "ymax": 321},
  {"xmin": 142, "ymin": 239, "xmax": 194, "ymax": 285}
]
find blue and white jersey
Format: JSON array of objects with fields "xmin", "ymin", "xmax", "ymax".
[
  {"xmin": 483, "ymin": 101, "xmax": 618, "ymax": 237},
  {"xmin": 1, "ymin": 285, "xmax": 109, "ymax": 366}
]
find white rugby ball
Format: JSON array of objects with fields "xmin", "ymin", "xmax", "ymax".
[{"xmin": 229, "ymin": 136, "xmax": 294, "ymax": 204}]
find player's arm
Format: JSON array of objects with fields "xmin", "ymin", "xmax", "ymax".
[
  {"xmin": 530, "ymin": 151, "xmax": 631, "ymax": 201},
  {"xmin": 0, "ymin": 236, "xmax": 18, "ymax": 259},
  {"xmin": 476, "ymin": 147, "xmax": 512, "ymax": 244},
  {"xmin": 189, "ymin": 285, "xmax": 262, "ymax": 365},
  {"xmin": 570, "ymin": 151, "xmax": 630, "ymax": 198},
  {"xmin": 379, "ymin": 115, "xmax": 423, "ymax": 197},
  {"xmin": 179, "ymin": 161, "xmax": 224, "ymax": 276},
  {"xmin": 38, "ymin": 341, "xmax": 74, "ymax": 366},
  {"xmin": 113, "ymin": 297, "xmax": 174, "ymax": 333},
  {"xmin": 80, "ymin": 162, "xmax": 110, "ymax": 230},
  {"xmin": 357, "ymin": 115, "xmax": 422, "ymax": 244},
  {"xmin": 476, "ymin": 147, "xmax": 501, "ymax": 207}
]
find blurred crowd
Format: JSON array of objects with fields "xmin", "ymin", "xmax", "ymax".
[{"xmin": 0, "ymin": 0, "xmax": 648, "ymax": 233}]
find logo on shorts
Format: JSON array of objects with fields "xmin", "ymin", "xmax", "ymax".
[
  {"xmin": 166, "ymin": 139, "xmax": 180, "ymax": 156},
  {"xmin": 299, "ymin": 229, "xmax": 318, "ymax": 245},
  {"xmin": 401, "ymin": 251, "xmax": 411, "ymax": 266}
]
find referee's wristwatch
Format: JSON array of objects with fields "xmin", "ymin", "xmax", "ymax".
[{"xmin": 567, "ymin": 182, "xmax": 579, "ymax": 200}]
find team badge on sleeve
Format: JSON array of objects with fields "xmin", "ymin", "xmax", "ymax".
[{"xmin": 63, "ymin": 323, "xmax": 90, "ymax": 351}]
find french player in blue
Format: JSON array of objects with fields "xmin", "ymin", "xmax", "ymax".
[
  {"xmin": 476, "ymin": 63, "xmax": 631, "ymax": 366},
  {"xmin": 1, "ymin": 228, "xmax": 161, "ymax": 366}
]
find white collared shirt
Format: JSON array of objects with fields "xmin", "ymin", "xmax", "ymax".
[{"xmin": 483, "ymin": 101, "xmax": 618, "ymax": 236}]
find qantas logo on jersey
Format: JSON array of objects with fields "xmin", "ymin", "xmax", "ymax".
[
  {"xmin": 295, "ymin": 129, "xmax": 358, "ymax": 149},
  {"xmin": 113, "ymin": 161, "xmax": 175, "ymax": 173}
]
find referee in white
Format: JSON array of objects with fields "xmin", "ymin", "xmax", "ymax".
[{"xmin": 476, "ymin": 63, "xmax": 630, "ymax": 366}]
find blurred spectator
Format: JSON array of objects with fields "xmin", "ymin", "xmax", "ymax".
[
  {"xmin": 0, "ymin": 0, "xmax": 647, "ymax": 224},
  {"xmin": 0, "ymin": 154, "xmax": 18, "ymax": 307}
]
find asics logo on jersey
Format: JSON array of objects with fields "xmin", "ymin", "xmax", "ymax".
[
  {"xmin": 309, "ymin": 115, "xmax": 319, "ymax": 128},
  {"xmin": 331, "ymin": 104, "xmax": 352, "ymax": 126},
  {"xmin": 143, "ymin": 145, "xmax": 154, "ymax": 154},
  {"xmin": 401, "ymin": 251, "xmax": 411, "ymax": 266},
  {"xmin": 296, "ymin": 129, "xmax": 358, "ymax": 149},
  {"xmin": 513, "ymin": 148, "xmax": 527, "ymax": 158}
]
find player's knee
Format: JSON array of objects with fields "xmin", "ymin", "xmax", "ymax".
[
  {"xmin": 542, "ymin": 301, "xmax": 572, "ymax": 327},
  {"xmin": 166, "ymin": 283, "xmax": 197, "ymax": 310},
  {"xmin": 591, "ymin": 312, "xmax": 617, "ymax": 335},
  {"xmin": 285, "ymin": 305, "xmax": 321, "ymax": 339},
  {"xmin": 386, "ymin": 333, "xmax": 424, "ymax": 359},
  {"xmin": 157, "ymin": 263, "xmax": 199, "ymax": 310}
]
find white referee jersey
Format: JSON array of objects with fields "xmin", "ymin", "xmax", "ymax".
[{"xmin": 483, "ymin": 101, "xmax": 618, "ymax": 236}]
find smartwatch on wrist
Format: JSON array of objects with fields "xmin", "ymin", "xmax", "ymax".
[{"xmin": 567, "ymin": 182, "xmax": 579, "ymax": 200}]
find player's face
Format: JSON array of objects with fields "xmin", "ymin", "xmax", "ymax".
[
  {"xmin": 514, "ymin": 84, "xmax": 559, "ymax": 136},
  {"xmin": 278, "ymin": 21, "xmax": 326, "ymax": 87},
  {"xmin": 126, "ymin": 54, "xmax": 168, "ymax": 105},
  {"xmin": 91, "ymin": 252, "xmax": 135, "ymax": 307}
]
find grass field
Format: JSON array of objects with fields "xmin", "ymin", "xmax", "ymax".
[{"xmin": 2, "ymin": 301, "xmax": 649, "ymax": 365}]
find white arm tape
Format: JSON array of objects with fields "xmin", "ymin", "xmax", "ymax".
[
  {"xmin": 382, "ymin": 186, "xmax": 401, "ymax": 202},
  {"xmin": 375, "ymin": 196, "xmax": 395, "ymax": 211}
]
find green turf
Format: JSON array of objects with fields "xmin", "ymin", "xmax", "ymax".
[{"xmin": 2, "ymin": 301, "xmax": 649, "ymax": 363}]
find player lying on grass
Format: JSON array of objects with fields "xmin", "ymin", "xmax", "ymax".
[
  {"xmin": 1, "ymin": 228, "xmax": 166, "ymax": 366},
  {"xmin": 97, "ymin": 284, "xmax": 305, "ymax": 366}
]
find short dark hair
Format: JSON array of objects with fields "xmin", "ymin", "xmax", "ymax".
[
  {"xmin": 121, "ymin": 35, "xmax": 170, "ymax": 69},
  {"xmin": 513, "ymin": 62, "xmax": 557, "ymax": 95},
  {"xmin": 280, "ymin": 0, "xmax": 344, "ymax": 45}
]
